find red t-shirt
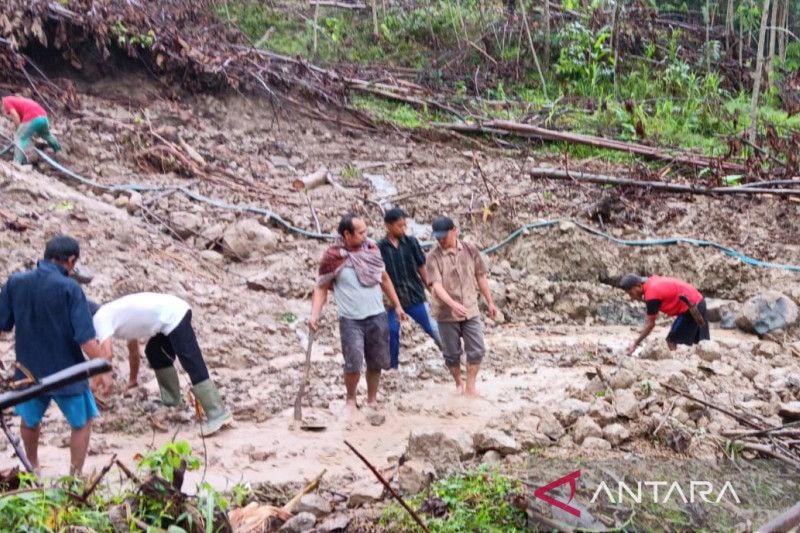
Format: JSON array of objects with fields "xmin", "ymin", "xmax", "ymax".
[
  {"xmin": 643, "ymin": 276, "xmax": 703, "ymax": 317},
  {"xmin": 2, "ymin": 96, "xmax": 47, "ymax": 123}
]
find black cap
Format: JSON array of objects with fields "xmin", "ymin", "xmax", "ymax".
[{"xmin": 431, "ymin": 216, "xmax": 455, "ymax": 240}]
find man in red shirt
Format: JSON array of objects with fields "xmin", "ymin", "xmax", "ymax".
[
  {"xmin": 2, "ymin": 95, "xmax": 61, "ymax": 164},
  {"xmin": 620, "ymin": 273, "xmax": 710, "ymax": 356}
]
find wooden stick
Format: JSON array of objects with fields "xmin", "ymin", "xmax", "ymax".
[
  {"xmin": 344, "ymin": 440, "xmax": 430, "ymax": 533},
  {"xmin": 721, "ymin": 421, "xmax": 800, "ymax": 439},
  {"xmin": 660, "ymin": 383, "xmax": 763, "ymax": 430},
  {"xmin": 757, "ymin": 501, "xmax": 800, "ymax": 533},
  {"xmin": 281, "ymin": 469, "xmax": 327, "ymax": 513},
  {"xmin": 529, "ymin": 167, "xmax": 800, "ymax": 197},
  {"xmin": 737, "ymin": 442, "xmax": 800, "ymax": 469},
  {"xmin": 310, "ymin": 0, "xmax": 367, "ymax": 8},
  {"xmin": 293, "ymin": 329, "xmax": 315, "ymax": 421},
  {"xmin": 81, "ymin": 454, "xmax": 117, "ymax": 502}
]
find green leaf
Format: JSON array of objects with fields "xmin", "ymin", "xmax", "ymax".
[{"xmin": 723, "ymin": 174, "xmax": 743, "ymax": 186}]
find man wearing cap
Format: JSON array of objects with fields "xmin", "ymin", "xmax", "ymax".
[
  {"xmin": 310, "ymin": 214, "xmax": 406, "ymax": 413},
  {"xmin": 378, "ymin": 207, "xmax": 441, "ymax": 369},
  {"xmin": 619, "ymin": 273, "xmax": 709, "ymax": 356},
  {"xmin": 426, "ymin": 216, "xmax": 497, "ymax": 396},
  {"xmin": 0, "ymin": 235, "xmax": 111, "ymax": 476},
  {"xmin": 2, "ymin": 94, "xmax": 61, "ymax": 165},
  {"xmin": 91, "ymin": 292, "xmax": 232, "ymax": 436}
]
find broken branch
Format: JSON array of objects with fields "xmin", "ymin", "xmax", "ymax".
[
  {"xmin": 529, "ymin": 167, "xmax": 800, "ymax": 197},
  {"xmin": 344, "ymin": 439, "xmax": 430, "ymax": 533}
]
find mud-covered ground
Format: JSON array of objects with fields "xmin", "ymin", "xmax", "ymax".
[{"xmin": 1, "ymin": 72, "xmax": 799, "ymax": 529}]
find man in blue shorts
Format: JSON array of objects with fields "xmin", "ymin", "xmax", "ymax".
[{"xmin": 0, "ymin": 235, "xmax": 111, "ymax": 476}]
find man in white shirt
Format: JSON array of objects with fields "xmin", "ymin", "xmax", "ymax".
[{"xmin": 91, "ymin": 293, "xmax": 232, "ymax": 435}]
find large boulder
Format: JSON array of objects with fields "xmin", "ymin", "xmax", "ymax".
[
  {"xmin": 398, "ymin": 460, "xmax": 435, "ymax": 495},
  {"xmin": 736, "ymin": 291, "xmax": 798, "ymax": 335},
  {"xmin": 695, "ymin": 340, "xmax": 723, "ymax": 362},
  {"xmin": 407, "ymin": 430, "xmax": 473, "ymax": 472},
  {"xmin": 347, "ymin": 481, "xmax": 384, "ymax": 508},
  {"xmin": 296, "ymin": 494, "xmax": 331, "ymax": 518},
  {"xmin": 614, "ymin": 389, "xmax": 640, "ymax": 420},
  {"xmin": 572, "ymin": 416, "xmax": 602, "ymax": 445},
  {"xmin": 222, "ymin": 218, "xmax": 279, "ymax": 260},
  {"xmin": 472, "ymin": 430, "xmax": 520, "ymax": 456},
  {"xmin": 602, "ymin": 423, "xmax": 631, "ymax": 446},
  {"xmin": 553, "ymin": 399, "xmax": 590, "ymax": 427}
]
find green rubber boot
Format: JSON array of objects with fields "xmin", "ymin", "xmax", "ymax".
[
  {"xmin": 154, "ymin": 367, "xmax": 183, "ymax": 407},
  {"xmin": 192, "ymin": 380, "xmax": 232, "ymax": 436}
]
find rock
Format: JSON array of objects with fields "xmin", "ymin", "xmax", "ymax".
[
  {"xmin": 199, "ymin": 249, "xmax": 225, "ymax": 264},
  {"xmin": 366, "ymin": 410, "xmax": 386, "ymax": 426},
  {"xmin": 572, "ymin": 416, "xmax": 602, "ymax": 445},
  {"xmin": 706, "ymin": 298, "xmax": 739, "ymax": 322},
  {"xmin": 297, "ymin": 494, "xmax": 332, "ymax": 518},
  {"xmin": 639, "ymin": 339, "xmax": 671, "ymax": 360},
  {"xmin": 127, "ymin": 191, "xmax": 142, "ymax": 214},
  {"xmin": 407, "ymin": 431, "xmax": 473, "ymax": 471},
  {"xmin": 481, "ymin": 450, "xmax": 503, "ymax": 464},
  {"xmin": 754, "ymin": 341, "xmax": 782, "ymax": 359},
  {"xmin": 736, "ymin": 291, "xmax": 799, "ymax": 335},
  {"xmin": 222, "ymin": 218, "xmax": 278, "ymax": 260},
  {"xmin": 472, "ymin": 429, "xmax": 520, "ymax": 455},
  {"xmin": 113, "ymin": 195, "xmax": 128, "ymax": 209},
  {"xmin": 695, "ymin": 340, "xmax": 723, "ymax": 362},
  {"xmin": 602, "ymin": 423, "xmax": 631, "ymax": 446},
  {"xmin": 398, "ymin": 460, "xmax": 435, "ymax": 495},
  {"xmin": 582, "ymin": 437, "xmax": 612, "ymax": 450},
  {"xmin": 608, "ymin": 369, "xmax": 636, "ymax": 390},
  {"xmin": 347, "ymin": 481, "xmax": 384, "ymax": 508},
  {"xmin": 170, "ymin": 211, "xmax": 204, "ymax": 239},
  {"xmin": 279, "ymin": 512, "xmax": 316, "ymax": 533},
  {"xmin": 554, "ymin": 399, "xmax": 590, "ymax": 427},
  {"xmin": 488, "ymin": 279, "xmax": 508, "ymax": 308},
  {"xmin": 248, "ymin": 449, "xmax": 275, "ymax": 462},
  {"xmin": 614, "ymin": 389, "xmax": 640, "ymax": 420},
  {"xmin": 589, "ymin": 399, "xmax": 617, "ymax": 426},
  {"xmin": 534, "ymin": 408, "xmax": 565, "ymax": 440},
  {"xmin": 778, "ymin": 402, "xmax": 800, "ymax": 421},
  {"xmin": 314, "ymin": 514, "xmax": 351, "ymax": 533}
]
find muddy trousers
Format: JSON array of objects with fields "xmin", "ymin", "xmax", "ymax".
[
  {"xmin": 13, "ymin": 117, "xmax": 60, "ymax": 164},
  {"xmin": 144, "ymin": 310, "xmax": 210, "ymax": 385}
]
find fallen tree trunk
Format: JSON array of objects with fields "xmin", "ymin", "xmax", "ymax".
[
  {"xmin": 292, "ymin": 167, "xmax": 329, "ymax": 191},
  {"xmin": 436, "ymin": 120, "xmax": 746, "ymax": 172},
  {"xmin": 757, "ymin": 501, "xmax": 800, "ymax": 533},
  {"xmin": 529, "ymin": 167, "xmax": 800, "ymax": 196}
]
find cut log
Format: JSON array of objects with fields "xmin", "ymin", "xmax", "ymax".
[
  {"xmin": 292, "ymin": 167, "xmax": 329, "ymax": 191},
  {"xmin": 434, "ymin": 120, "xmax": 746, "ymax": 172}
]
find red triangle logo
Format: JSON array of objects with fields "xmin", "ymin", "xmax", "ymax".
[{"xmin": 533, "ymin": 470, "xmax": 582, "ymax": 517}]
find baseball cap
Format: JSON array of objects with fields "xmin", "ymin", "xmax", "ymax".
[{"xmin": 431, "ymin": 216, "xmax": 455, "ymax": 240}]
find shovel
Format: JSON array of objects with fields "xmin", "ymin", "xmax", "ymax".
[{"xmin": 293, "ymin": 328, "xmax": 315, "ymax": 422}]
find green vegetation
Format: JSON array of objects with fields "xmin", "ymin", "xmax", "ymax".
[
  {"xmin": 0, "ymin": 441, "xmax": 233, "ymax": 532},
  {"xmin": 381, "ymin": 467, "xmax": 527, "ymax": 532},
  {"xmin": 219, "ymin": 0, "xmax": 799, "ymax": 162}
]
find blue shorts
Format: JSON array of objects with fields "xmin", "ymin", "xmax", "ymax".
[{"xmin": 15, "ymin": 389, "xmax": 99, "ymax": 429}]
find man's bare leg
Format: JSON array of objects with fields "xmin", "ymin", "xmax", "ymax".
[
  {"xmin": 465, "ymin": 363, "xmax": 481, "ymax": 397},
  {"xmin": 448, "ymin": 365, "xmax": 464, "ymax": 393},
  {"xmin": 69, "ymin": 420, "xmax": 92, "ymax": 476},
  {"xmin": 20, "ymin": 422, "xmax": 41, "ymax": 474},
  {"xmin": 365, "ymin": 369, "xmax": 381, "ymax": 406},
  {"xmin": 344, "ymin": 372, "xmax": 360, "ymax": 412}
]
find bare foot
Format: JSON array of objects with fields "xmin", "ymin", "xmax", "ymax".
[
  {"xmin": 464, "ymin": 387, "xmax": 483, "ymax": 398},
  {"xmin": 126, "ymin": 381, "xmax": 138, "ymax": 391}
]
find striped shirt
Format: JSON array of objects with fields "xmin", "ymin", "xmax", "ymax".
[{"xmin": 378, "ymin": 235, "xmax": 427, "ymax": 308}]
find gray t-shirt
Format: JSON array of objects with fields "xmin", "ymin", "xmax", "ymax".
[{"xmin": 333, "ymin": 267, "xmax": 384, "ymax": 320}]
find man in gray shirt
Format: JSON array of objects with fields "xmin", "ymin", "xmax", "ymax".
[{"xmin": 310, "ymin": 214, "xmax": 406, "ymax": 414}]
